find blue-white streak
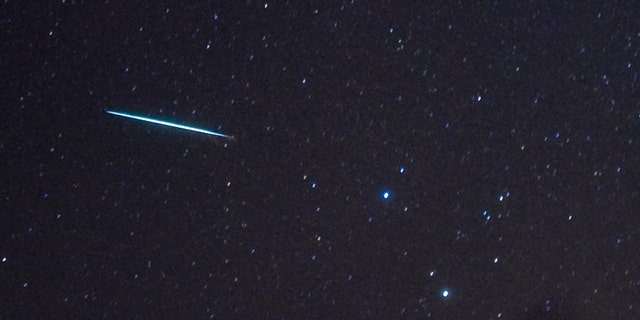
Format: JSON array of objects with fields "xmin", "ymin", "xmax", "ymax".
[{"xmin": 107, "ymin": 110, "xmax": 232, "ymax": 139}]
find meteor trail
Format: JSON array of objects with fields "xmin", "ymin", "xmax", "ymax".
[{"xmin": 107, "ymin": 110, "xmax": 233, "ymax": 139}]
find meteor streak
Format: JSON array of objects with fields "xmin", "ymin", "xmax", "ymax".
[{"xmin": 107, "ymin": 110, "xmax": 233, "ymax": 139}]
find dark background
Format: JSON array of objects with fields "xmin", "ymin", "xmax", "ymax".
[{"xmin": 2, "ymin": 1, "xmax": 639, "ymax": 319}]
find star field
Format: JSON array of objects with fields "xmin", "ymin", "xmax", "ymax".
[{"xmin": 2, "ymin": 1, "xmax": 640, "ymax": 319}]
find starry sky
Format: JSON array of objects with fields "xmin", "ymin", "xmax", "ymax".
[{"xmin": 2, "ymin": 1, "xmax": 640, "ymax": 319}]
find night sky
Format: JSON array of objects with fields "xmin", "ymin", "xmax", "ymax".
[{"xmin": 2, "ymin": 1, "xmax": 640, "ymax": 319}]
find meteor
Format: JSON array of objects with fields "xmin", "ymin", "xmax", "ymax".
[{"xmin": 107, "ymin": 110, "xmax": 233, "ymax": 139}]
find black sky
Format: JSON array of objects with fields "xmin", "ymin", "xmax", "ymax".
[{"xmin": 2, "ymin": 1, "xmax": 640, "ymax": 319}]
